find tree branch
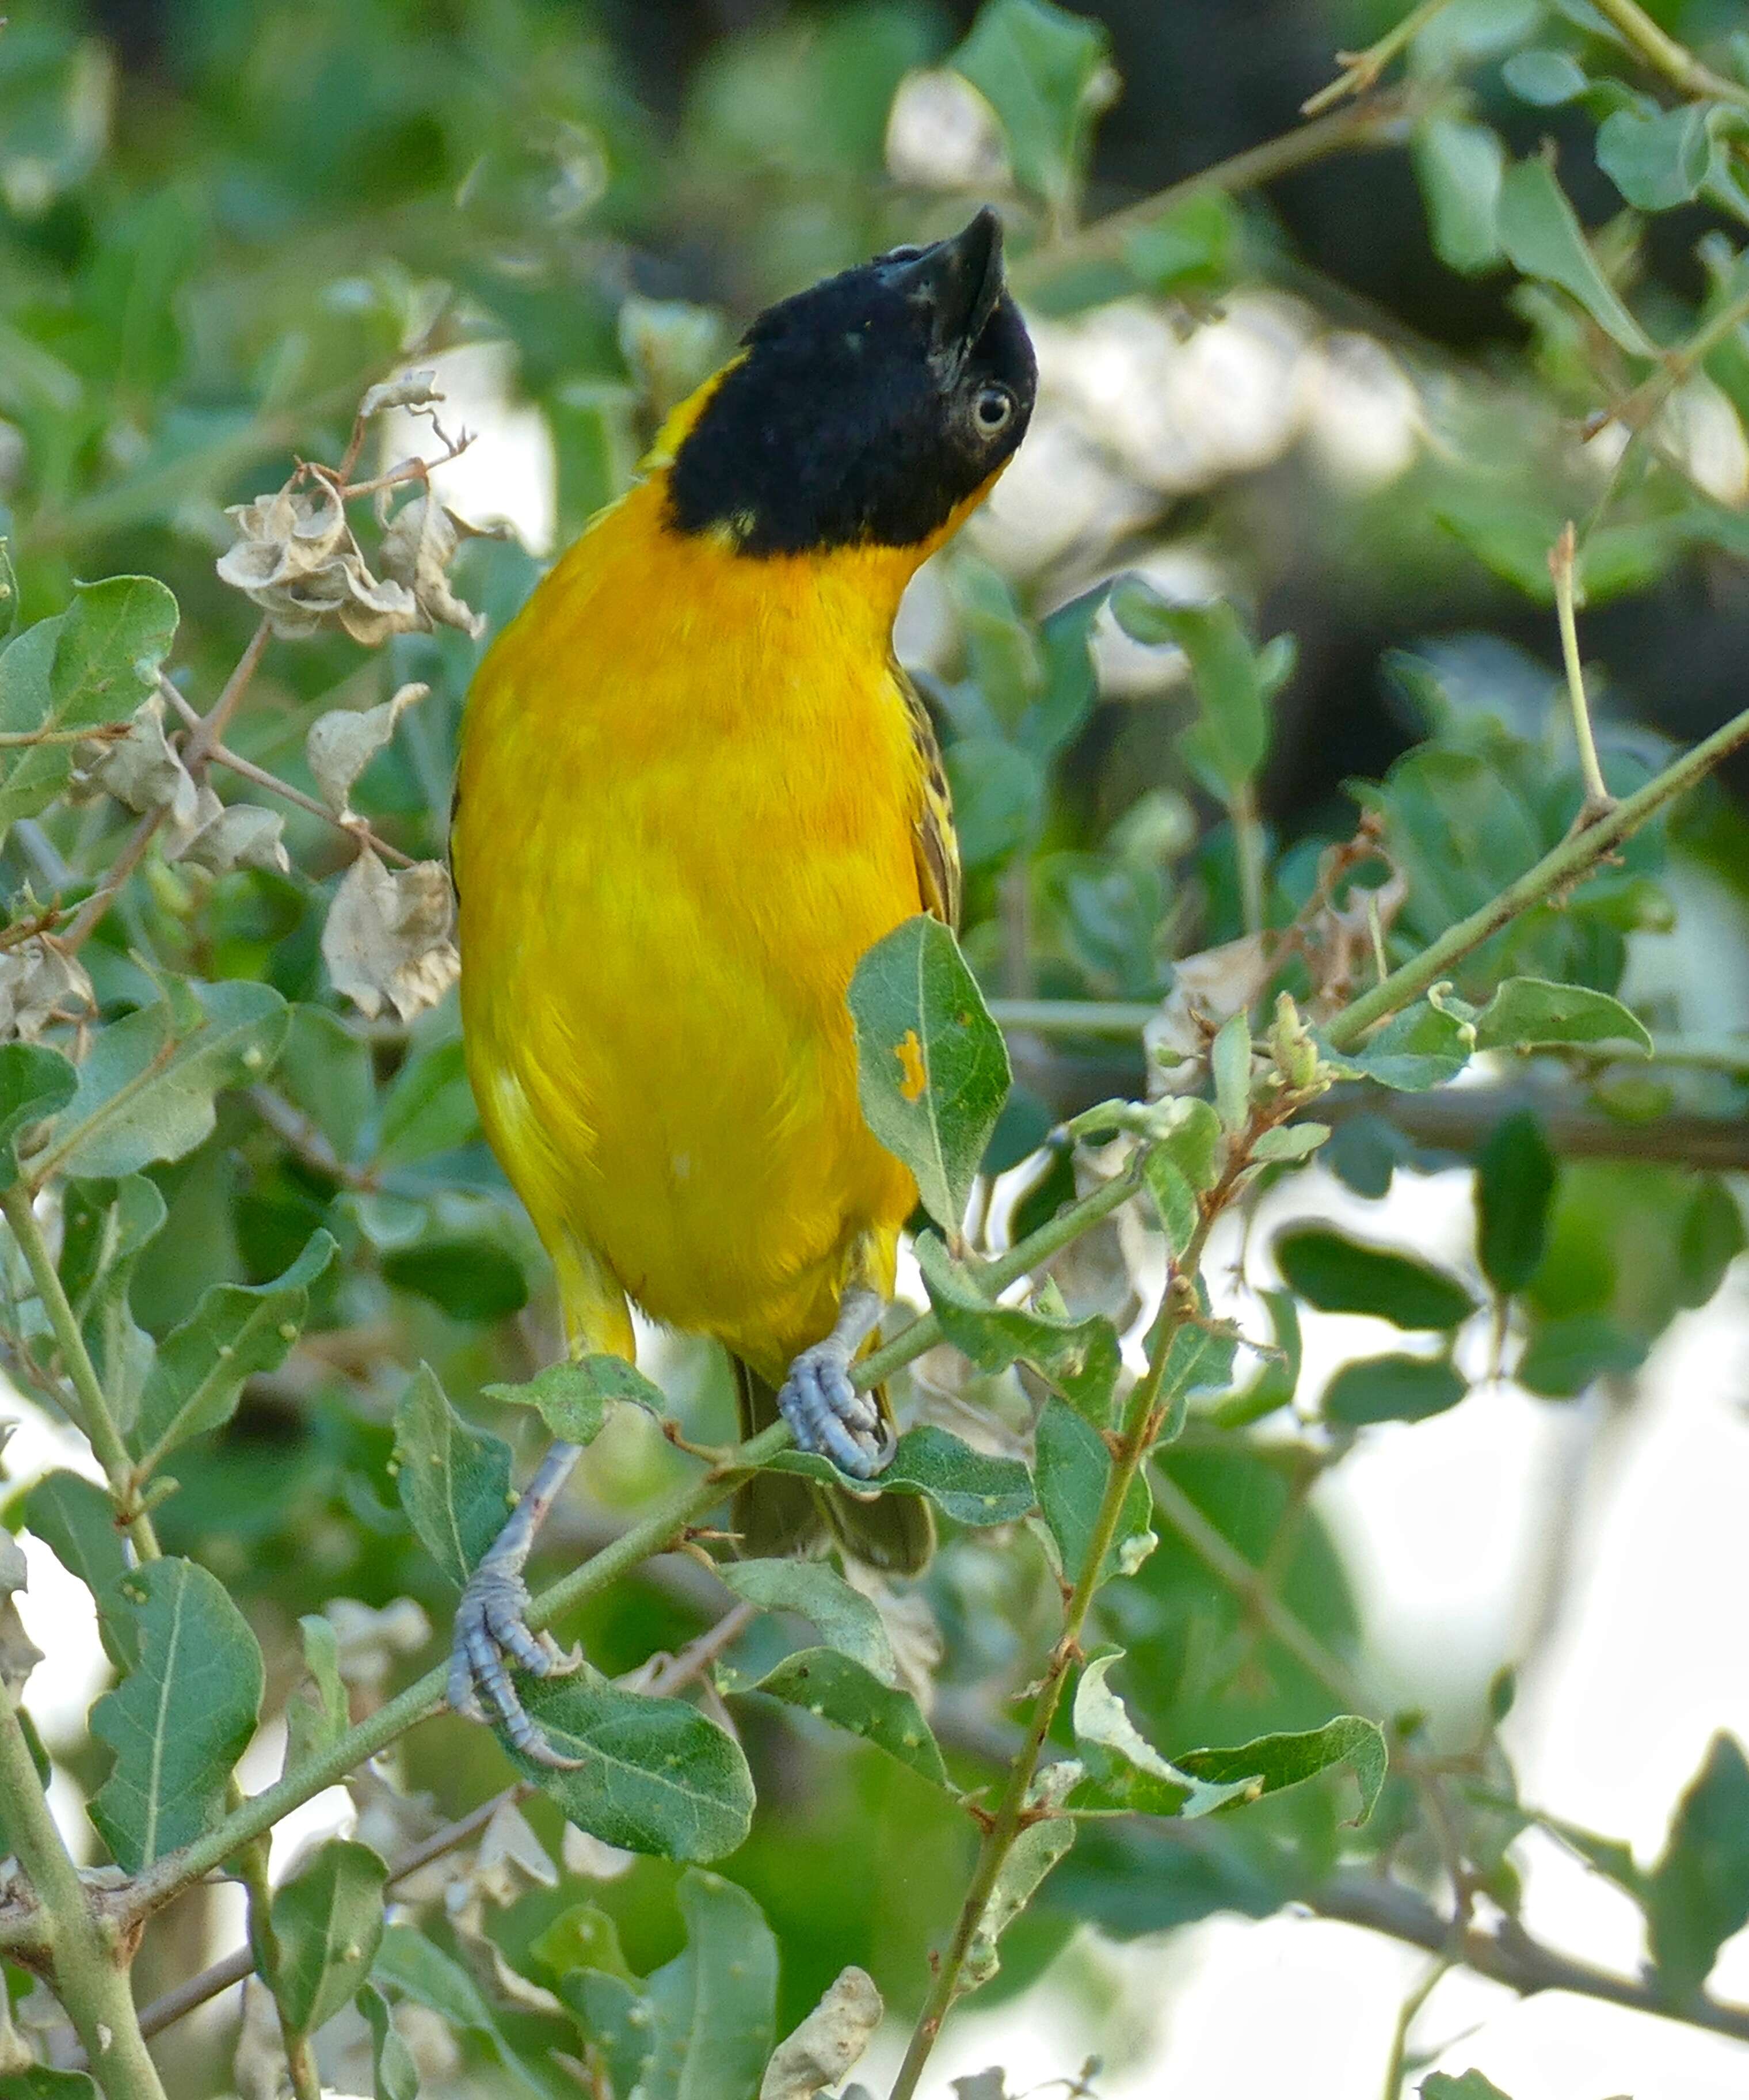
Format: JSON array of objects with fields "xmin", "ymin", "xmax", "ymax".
[
  {"xmin": 1325, "ymin": 702, "xmax": 1749, "ymax": 1050},
  {"xmin": 107, "ymin": 1162, "xmax": 1146, "ymax": 1931},
  {"xmin": 124, "ymin": 1603, "xmax": 757, "ymax": 2050},
  {"xmin": 1012, "ymin": 91, "xmax": 1418, "ymax": 291},
  {"xmin": 0, "ymin": 1677, "xmax": 167, "ymax": 2099},
  {"xmin": 1, "ymin": 1185, "xmax": 162, "ymax": 1560}
]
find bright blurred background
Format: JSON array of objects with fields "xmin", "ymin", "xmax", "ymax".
[{"xmin": 7, "ymin": 1, "xmax": 1749, "ymax": 2095}]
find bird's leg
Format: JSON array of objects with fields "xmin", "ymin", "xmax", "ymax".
[
  {"xmin": 448, "ymin": 1438, "xmax": 588, "ymax": 1768},
  {"xmin": 775, "ymin": 1286, "xmax": 891, "ymax": 1481}
]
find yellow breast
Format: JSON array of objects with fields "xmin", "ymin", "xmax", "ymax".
[{"xmin": 455, "ymin": 472, "xmax": 932, "ymax": 1369}]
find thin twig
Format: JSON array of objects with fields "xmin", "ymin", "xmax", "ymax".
[
  {"xmin": 1302, "ymin": 0, "xmax": 1461, "ymax": 116},
  {"xmin": 1548, "ymin": 524, "xmax": 1615, "ymax": 825},
  {"xmin": 1012, "ymin": 92, "xmax": 1417, "ymax": 290},
  {"xmin": 104, "ymin": 1163, "xmax": 1146, "ymax": 1935},
  {"xmin": 1380, "ymin": 1955, "xmax": 1454, "ymax": 2100},
  {"xmin": 1586, "ymin": 0, "xmax": 1749, "ymax": 109},
  {"xmin": 127, "ymin": 1607, "xmax": 755, "ymax": 2048},
  {"xmin": 61, "ymin": 621, "xmax": 272, "ymax": 951},
  {"xmin": 1, "ymin": 1184, "xmax": 161, "ymax": 1558}
]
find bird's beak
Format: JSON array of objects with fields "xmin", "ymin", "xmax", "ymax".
[{"xmin": 885, "ymin": 208, "xmax": 1007, "ymax": 367}]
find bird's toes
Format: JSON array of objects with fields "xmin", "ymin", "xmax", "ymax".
[{"xmin": 777, "ymin": 1345, "xmax": 885, "ymax": 1479}]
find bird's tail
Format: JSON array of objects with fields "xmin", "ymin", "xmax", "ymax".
[{"xmin": 730, "ymin": 1357, "xmax": 933, "ymax": 1575}]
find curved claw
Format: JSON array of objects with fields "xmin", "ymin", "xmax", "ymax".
[
  {"xmin": 449, "ymin": 1557, "xmax": 586, "ymax": 1769},
  {"xmin": 776, "ymin": 1342, "xmax": 890, "ymax": 1481}
]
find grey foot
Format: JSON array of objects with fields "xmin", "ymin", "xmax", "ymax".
[
  {"xmin": 776, "ymin": 1341, "xmax": 890, "ymax": 1481},
  {"xmin": 448, "ymin": 1557, "xmax": 585, "ymax": 1768}
]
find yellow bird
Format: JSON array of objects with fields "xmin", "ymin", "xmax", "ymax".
[{"xmin": 448, "ymin": 210, "xmax": 1035, "ymax": 1761}]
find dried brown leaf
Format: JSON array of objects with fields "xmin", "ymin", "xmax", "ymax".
[
  {"xmin": 359, "ymin": 368, "xmax": 443, "ymax": 419},
  {"xmin": 0, "ymin": 1529, "xmax": 42, "ymax": 1696},
  {"xmin": 306, "ymin": 682, "xmax": 428, "ymax": 819},
  {"xmin": 760, "ymin": 1967, "xmax": 883, "ymax": 2100},
  {"xmin": 322, "ymin": 848, "xmax": 459, "ymax": 1022},
  {"xmin": 79, "ymin": 693, "xmax": 199, "ymax": 831},
  {"xmin": 0, "ymin": 936, "xmax": 94, "ymax": 1042},
  {"xmin": 169, "ymin": 789, "xmax": 290, "ymax": 877},
  {"xmin": 379, "ymin": 496, "xmax": 487, "ymax": 640}
]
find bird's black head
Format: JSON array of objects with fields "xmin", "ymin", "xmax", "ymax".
[{"xmin": 664, "ymin": 209, "xmax": 1037, "ymax": 557}]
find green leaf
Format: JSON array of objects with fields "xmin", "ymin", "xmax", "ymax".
[
  {"xmin": 1473, "ymin": 977, "xmax": 1651, "ymax": 1055},
  {"xmin": 1676, "ymin": 1178, "xmax": 1745, "ymax": 1310},
  {"xmin": 372, "ymin": 1927, "xmax": 542, "ymax": 2097},
  {"xmin": 1323, "ymin": 1353, "xmax": 1468, "ymax": 1426},
  {"xmin": 763, "ymin": 1424, "xmax": 1035, "ymax": 1526},
  {"xmin": 1421, "ymin": 2076, "xmax": 1515, "ymax": 2100},
  {"xmin": 1211, "ymin": 1287, "xmax": 1301, "ymax": 1428},
  {"xmin": 485, "ymin": 1353, "xmax": 657, "ymax": 1443},
  {"xmin": 965, "ymin": 1816, "xmax": 1074, "ymax": 1991},
  {"xmin": 0, "ymin": 1041, "xmax": 77, "ymax": 1186},
  {"xmin": 944, "ymin": 735, "xmax": 1044, "ymax": 870},
  {"xmin": 359, "ymin": 1982, "xmax": 420, "ymax": 2100},
  {"xmin": 0, "ymin": 2071, "xmax": 101, "ymax": 2097},
  {"xmin": 1023, "ymin": 584, "xmax": 1106, "ymax": 758},
  {"xmin": 561, "ymin": 1970, "xmax": 651, "ymax": 2099},
  {"xmin": 1502, "ymin": 48, "xmax": 1587, "ymax": 104},
  {"xmin": 1176, "ymin": 1714, "xmax": 1388, "ymax": 1824},
  {"xmin": 1496, "ymin": 156, "xmax": 1652, "ymax": 355},
  {"xmin": 59, "ymin": 1174, "xmax": 165, "ymax": 1429},
  {"xmin": 280, "ymin": 1004, "xmax": 376, "ymax": 1168},
  {"xmin": 382, "ymin": 1233, "xmax": 528, "ymax": 1322},
  {"xmin": 746, "ymin": 1646, "xmax": 948, "ymax": 1789},
  {"xmin": 848, "ymin": 916, "xmax": 1011, "ymax": 1232},
  {"xmin": 48, "ymin": 980, "xmax": 289, "ymax": 1181},
  {"xmin": 375, "ymin": 1036, "xmax": 477, "ymax": 1165},
  {"xmin": 283, "ymin": 1614, "xmax": 349, "ymax": 1776},
  {"xmin": 1157, "ymin": 1095, "xmax": 1225, "ymax": 1190},
  {"xmin": 949, "ymin": 0, "xmax": 1112, "ymax": 211},
  {"xmin": 90, "ymin": 1557, "xmax": 264, "ymax": 1871},
  {"xmin": 636, "ymin": 1870, "xmax": 778, "ymax": 2100},
  {"xmin": 268, "ymin": 1838, "xmax": 388, "ymax": 2035},
  {"xmin": 529, "ymin": 1901, "xmax": 639, "ymax": 1988},
  {"xmin": 1598, "ymin": 101, "xmax": 1716, "ymax": 210},
  {"xmin": 1109, "ymin": 583, "xmax": 1267, "ymax": 794},
  {"xmin": 1211, "ymin": 1011, "xmax": 1252, "ymax": 1134},
  {"xmin": 130, "ymin": 1230, "xmax": 334, "ymax": 1467},
  {"xmin": 1649, "ymin": 1733, "xmax": 1749, "ymax": 2000},
  {"xmin": 1251, "ymin": 1123, "xmax": 1329, "ymax": 1163},
  {"xmin": 1413, "ymin": 114, "xmax": 1505, "ymax": 275},
  {"xmin": 1072, "ymin": 1652, "xmax": 1249, "ymax": 1819},
  {"xmin": 1274, "ymin": 1226, "xmax": 1475, "ymax": 1329},
  {"xmin": 1144, "ymin": 1150, "xmax": 1198, "ymax": 1258},
  {"xmin": 1035, "ymin": 1395, "xmax": 1152, "ymax": 1587},
  {"xmin": 1476, "ymin": 1110, "xmax": 1558, "ymax": 1295},
  {"xmin": 1516, "ymin": 1314, "xmax": 1646, "ymax": 1397},
  {"xmin": 20, "ymin": 1468, "xmax": 136, "ymax": 1667},
  {"xmin": 507, "ymin": 1673, "xmax": 755, "ymax": 1861},
  {"xmin": 391, "ymin": 1364, "xmax": 514, "ymax": 1589},
  {"xmin": 914, "ymin": 1232, "xmax": 1120, "ymax": 1422},
  {"xmin": 0, "ymin": 576, "xmax": 180, "ymax": 834},
  {"xmin": 1323, "ymin": 1001, "xmax": 1474, "ymax": 1091},
  {"xmin": 718, "ymin": 1559, "xmax": 896, "ymax": 1681},
  {"xmin": 0, "ymin": 539, "xmax": 17, "ymax": 640}
]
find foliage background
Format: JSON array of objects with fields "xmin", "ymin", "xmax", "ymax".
[{"xmin": 6, "ymin": 0, "xmax": 1749, "ymax": 2096}]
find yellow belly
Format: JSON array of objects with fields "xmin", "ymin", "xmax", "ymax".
[{"xmin": 455, "ymin": 477, "xmax": 925, "ymax": 1375}]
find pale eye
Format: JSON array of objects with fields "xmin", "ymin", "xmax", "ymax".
[{"xmin": 973, "ymin": 385, "xmax": 1013, "ymax": 435}]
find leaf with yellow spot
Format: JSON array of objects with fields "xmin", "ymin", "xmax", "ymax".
[{"xmin": 848, "ymin": 916, "xmax": 1011, "ymax": 1232}]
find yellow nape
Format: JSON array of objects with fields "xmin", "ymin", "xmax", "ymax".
[{"xmin": 454, "ymin": 458, "xmax": 946, "ymax": 1383}]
